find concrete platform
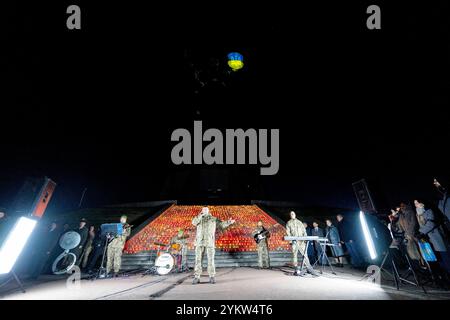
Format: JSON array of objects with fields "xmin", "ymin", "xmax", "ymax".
[{"xmin": 1, "ymin": 267, "xmax": 449, "ymax": 300}]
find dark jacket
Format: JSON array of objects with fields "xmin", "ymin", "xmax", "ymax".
[
  {"xmin": 312, "ymin": 227, "xmax": 324, "ymax": 238},
  {"xmin": 70, "ymin": 226, "xmax": 89, "ymax": 258},
  {"xmin": 39, "ymin": 227, "xmax": 61, "ymax": 254},
  {"xmin": 311, "ymin": 227, "xmax": 325, "ymax": 254},
  {"xmin": 337, "ymin": 218, "xmax": 356, "ymax": 242},
  {"xmin": 77, "ymin": 226, "xmax": 89, "ymax": 248},
  {"xmin": 438, "ymin": 189, "xmax": 450, "ymax": 221},
  {"xmin": 305, "ymin": 226, "xmax": 314, "ymax": 256}
]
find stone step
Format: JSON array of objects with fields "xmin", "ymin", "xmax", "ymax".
[{"xmin": 121, "ymin": 250, "xmax": 293, "ymax": 270}]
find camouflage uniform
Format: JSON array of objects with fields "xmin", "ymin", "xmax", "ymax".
[
  {"xmin": 252, "ymin": 227, "xmax": 270, "ymax": 268},
  {"xmin": 192, "ymin": 213, "xmax": 233, "ymax": 279},
  {"xmin": 106, "ymin": 224, "xmax": 131, "ymax": 274},
  {"xmin": 286, "ymin": 218, "xmax": 311, "ymax": 268},
  {"xmin": 170, "ymin": 235, "xmax": 188, "ymax": 270}
]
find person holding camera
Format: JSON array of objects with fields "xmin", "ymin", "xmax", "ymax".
[
  {"xmin": 71, "ymin": 218, "xmax": 89, "ymax": 264},
  {"xmin": 86, "ymin": 226, "xmax": 107, "ymax": 274},
  {"xmin": 396, "ymin": 203, "xmax": 422, "ymax": 262},
  {"xmin": 415, "ymin": 199, "xmax": 450, "ymax": 277},
  {"xmin": 434, "ymin": 178, "xmax": 450, "ymax": 221}
]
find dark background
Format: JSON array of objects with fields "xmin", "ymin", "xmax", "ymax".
[{"xmin": 1, "ymin": 1, "xmax": 449, "ymax": 213}]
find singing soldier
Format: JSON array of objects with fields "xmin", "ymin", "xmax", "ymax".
[{"xmin": 192, "ymin": 207, "xmax": 235, "ymax": 284}]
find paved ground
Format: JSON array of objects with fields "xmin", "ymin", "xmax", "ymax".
[{"xmin": 1, "ymin": 267, "xmax": 449, "ymax": 300}]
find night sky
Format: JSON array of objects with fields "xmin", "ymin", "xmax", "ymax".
[{"xmin": 1, "ymin": 1, "xmax": 449, "ymax": 214}]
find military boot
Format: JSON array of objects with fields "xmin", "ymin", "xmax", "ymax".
[
  {"xmin": 209, "ymin": 277, "xmax": 216, "ymax": 284},
  {"xmin": 192, "ymin": 277, "xmax": 200, "ymax": 285}
]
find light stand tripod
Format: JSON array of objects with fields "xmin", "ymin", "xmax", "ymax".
[
  {"xmin": 97, "ymin": 234, "xmax": 110, "ymax": 279},
  {"xmin": 88, "ymin": 234, "xmax": 110, "ymax": 280},
  {"xmin": 379, "ymin": 245, "xmax": 427, "ymax": 294},
  {"xmin": 0, "ymin": 270, "xmax": 26, "ymax": 293}
]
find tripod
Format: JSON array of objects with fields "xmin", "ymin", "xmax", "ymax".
[
  {"xmin": 97, "ymin": 234, "xmax": 111, "ymax": 278},
  {"xmin": 88, "ymin": 234, "xmax": 110, "ymax": 280},
  {"xmin": 379, "ymin": 245, "xmax": 426, "ymax": 294}
]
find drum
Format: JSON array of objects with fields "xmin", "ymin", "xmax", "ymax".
[{"xmin": 154, "ymin": 253, "xmax": 175, "ymax": 275}]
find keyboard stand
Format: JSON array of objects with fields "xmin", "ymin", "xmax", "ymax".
[{"xmin": 312, "ymin": 241, "xmax": 337, "ymax": 275}]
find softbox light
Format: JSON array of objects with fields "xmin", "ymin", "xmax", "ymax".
[
  {"xmin": 360, "ymin": 211, "xmax": 377, "ymax": 260},
  {"xmin": 0, "ymin": 216, "xmax": 37, "ymax": 274}
]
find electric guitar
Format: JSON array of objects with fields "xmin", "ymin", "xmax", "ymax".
[{"xmin": 253, "ymin": 228, "xmax": 270, "ymax": 244}]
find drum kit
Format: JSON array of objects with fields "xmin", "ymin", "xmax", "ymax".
[{"xmin": 143, "ymin": 242, "xmax": 187, "ymax": 276}]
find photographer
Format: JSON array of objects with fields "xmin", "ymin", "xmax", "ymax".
[
  {"xmin": 86, "ymin": 226, "xmax": 107, "ymax": 274},
  {"xmin": 396, "ymin": 203, "xmax": 422, "ymax": 262},
  {"xmin": 415, "ymin": 199, "xmax": 450, "ymax": 277},
  {"xmin": 434, "ymin": 178, "xmax": 450, "ymax": 241},
  {"xmin": 434, "ymin": 178, "xmax": 450, "ymax": 221},
  {"xmin": 71, "ymin": 218, "xmax": 89, "ymax": 264}
]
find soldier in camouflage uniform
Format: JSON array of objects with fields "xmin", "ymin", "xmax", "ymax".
[
  {"xmin": 286, "ymin": 211, "xmax": 318, "ymax": 276},
  {"xmin": 169, "ymin": 229, "xmax": 189, "ymax": 272},
  {"xmin": 252, "ymin": 220, "xmax": 270, "ymax": 269},
  {"xmin": 192, "ymin": 207, "xmax": 235, "ymax": 284},
  {"xmin": 106, "ymin": 215, "xmax": 131, "ymax": 277}
]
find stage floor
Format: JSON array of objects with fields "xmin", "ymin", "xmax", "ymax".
[{"xmin": 1, "ymin": 266, "xmax": 449, "ymax": 300}]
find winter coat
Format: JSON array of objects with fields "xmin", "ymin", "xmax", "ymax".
[
  {"xmin": 327, "ymin": 225, "xmax": 345, "ymax": 257},
  {"xmin": 438, "ymin": 190, "xmax": 450, "ymax": 221},
  {"xmin": 398, "ymin": 207, "xmax": 422, "ymax": 260},
  {"xmin": 418, "ymin": 209, "xmax": 448, "ymax": 252}
]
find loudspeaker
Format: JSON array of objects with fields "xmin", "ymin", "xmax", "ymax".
[{"xmin": 10, "ymin": 177, "xmax": 57, "ymax": 219}]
